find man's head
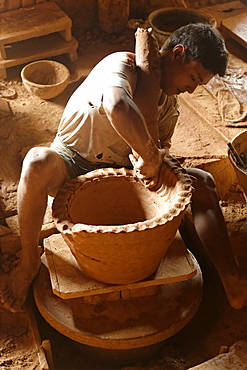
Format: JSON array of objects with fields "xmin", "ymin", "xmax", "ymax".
[{"xmin": 159, "ymin": 23, "xmax": 228, "ymax": 96}]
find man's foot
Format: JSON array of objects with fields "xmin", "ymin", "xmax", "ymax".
[
  {"xmin": 0, "ymin": 259, "xmax": 40, "ymax": 313},
  {"xmin": 223, "ymin": 272, "xmax": 247, "ymax": 309}
]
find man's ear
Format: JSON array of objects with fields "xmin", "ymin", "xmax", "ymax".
[{"xmin": 171, "ymin": 44, "xmax": 185, "ymax": 60}]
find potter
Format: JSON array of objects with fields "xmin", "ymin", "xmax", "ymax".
[{"xmin": 1, "ymin": 23, "xmax": 247, "ymax": 312}]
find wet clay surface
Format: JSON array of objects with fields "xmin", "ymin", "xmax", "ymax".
[{"xmin": 0, "ymin": 26, "xmax": 247, "ymax": 369}]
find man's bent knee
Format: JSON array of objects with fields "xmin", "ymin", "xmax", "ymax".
[
  {"xmin": 22, "ymin": 147, "xmax": 58, "ymax": 176},
  {"xmin": 186, "ymin": 168, "xmax": 217, "ymax": 192},
  {"xmin": 21, "ymin": 146, "xmax": 70, "ymax": 195}
]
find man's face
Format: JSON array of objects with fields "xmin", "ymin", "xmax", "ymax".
[{"xmin": 160, "ymin": 44, "xmax": 214, "ymax": 96}]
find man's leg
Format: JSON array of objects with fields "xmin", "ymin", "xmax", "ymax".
[
  {"xmin": 0, "ymin": 146, "xmax": 70, "ymax": 312},
  {"xmin": 185, "ymin": 168, "xmax": 247, "ymax": 309}
]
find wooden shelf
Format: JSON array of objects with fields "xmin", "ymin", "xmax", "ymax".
[
  {"xmin": 0, "ymin": 2, "xmax": 72, "ymax": 45},
  {"xmin": 0, "ymin": 33, "xmax": 78, "ymax": 69},
  {"xmin": 0, "ymin": 1, "xmax": 78, "ymax": 79}
]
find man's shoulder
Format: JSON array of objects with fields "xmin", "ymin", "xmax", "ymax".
[{"xmin": 100, "ymin": 51, "xmax": 135, "ymax": 65}]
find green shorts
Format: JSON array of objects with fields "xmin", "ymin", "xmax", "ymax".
[{"xmin": 50, "ymin": 136, "xmax": 132, "ymax": 179}]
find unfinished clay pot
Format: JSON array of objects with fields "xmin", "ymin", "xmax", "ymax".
[
  {"xmin": 148, "ymin": 8, "xmax": 217, "ymax": 46},
  {"xmin": 21, "ymin": 60, "xmax": 70, "ymax": 100},
  {"xmin": 52, "ymin": 157, "xmax": 193, "ymax": 284}
]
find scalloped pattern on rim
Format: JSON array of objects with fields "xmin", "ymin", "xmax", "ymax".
[{"xmin": 52, "ymin": 156, "xmax": 193, "ymax": 234}]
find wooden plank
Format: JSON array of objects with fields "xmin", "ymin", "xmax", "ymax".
[
  {"xmin": 0, "ymin": 34, "xmax": 78, "ymax": 71},
  {"xmin": 202, "ymin": 1, "xmax": 247, "ymax": 27},
  {"xmin": 188, "ymin": 341, "xmax": 247, "ymax": 370},
  {"xmin": 221, "ymin": 12, "xmax": 247, "ymax": 49},
  {"xmin": 26, "ymin": 305, "xmax": 51, "ymax": 370},
  {"xmin": 44, "ymin": 232, "xmax": 198, "ymax": 299},
  {"xmin": 0, "ymin": 2, "xmax": 72, "ymax": 46},
  {"xmin": 0, "ymin": 98, "xmax": 12, "ymax": 118}
]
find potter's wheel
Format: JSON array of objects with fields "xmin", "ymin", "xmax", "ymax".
[
  {"xmin": 33, "ymin": 156, "xmax": 201, "ymax": 362},
  {"xmin": 33, "ymin": 246, "xmax": 203, "ymax": 360}
]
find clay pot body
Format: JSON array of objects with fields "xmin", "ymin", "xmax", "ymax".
[
  {"xmin": 52, "ymin": 159, "xmax": 193, "ymax": 284},
  {"xmin": 148, "ymin": 8, "xmax": 217, "ymax": 46},
  {"xmin": 21, "ymin": 60, "xmax": 70, "ymax": 100},
  {"xmin": 228, "ymin": 129, "xmax": 247, "ymax": 202}
]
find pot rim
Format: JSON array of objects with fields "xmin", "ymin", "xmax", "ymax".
[
  {"xmin": 228, "ymin": 129, "xmax": 247, "ymax": 173},
  {"xmin": 52, "ymin": 157, "xmax": 193, "ymax": 234},
  {"xmin": 21, "ymin": 60, "xmax": 70, "ymax": 89},
  {"xmin": 148, "ymin": 7, "xmax": 218, "ymax": 37}
]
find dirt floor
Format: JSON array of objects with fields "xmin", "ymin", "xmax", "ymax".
[{"xmin": 0, "ymin": 26, "xmax": 247, "ymax": 370}]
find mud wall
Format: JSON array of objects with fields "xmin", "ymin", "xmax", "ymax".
[
  {"xmin": 0, "ymin": 0, "xmax": 234, "ymax": 32},
  {"xmin": 0, "ymin": 0, "xmax": 98, "ymax": 31},
  {"xmin": 129, "ymin": 0, "xmax": 232, "ymax": 18}
]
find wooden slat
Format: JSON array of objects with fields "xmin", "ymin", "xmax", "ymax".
[
  {"xmin": 221, "ymin": 12, "xmax": 247, "ymax": 49},
  {"xmin": 202, "ymin": 1, "xmax": 247, "ymax": 27},
  {"xmin": 0, "ymin": 98, "xmax": 12, "ymax": 118},
  {"xmin": 0, "ymin": 2, "xmax": 72, "ymax": 46},
  {"xmin": 44, "ymin": 232, "xmax": 198, "ymax": 299},
  {"xmin": 0, "ymin": 34, "xmax": 78, "ymax": 69}
]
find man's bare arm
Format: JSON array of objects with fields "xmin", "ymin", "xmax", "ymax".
[{"xmin": 103, "ymin": 85, "xmax": 162, "ymax": 181}]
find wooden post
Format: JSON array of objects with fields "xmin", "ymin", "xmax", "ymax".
[
  {"xmin": 98, "ymin": 0, "xmax": 130, "ymax": 33},
  {"xmin": 42, "ymin": 339, "xmax": 55, "ymax": 370}
]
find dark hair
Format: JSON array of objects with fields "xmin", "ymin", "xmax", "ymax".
[{"xmin": 161, "ymin": 23, "xmax": 228, "ymax": 76}]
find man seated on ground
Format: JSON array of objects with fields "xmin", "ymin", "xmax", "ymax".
[{"xmin": 1, "ymin": 23, "xmax": 247, "ymax": 313}]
